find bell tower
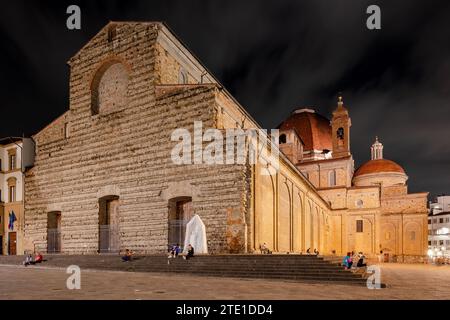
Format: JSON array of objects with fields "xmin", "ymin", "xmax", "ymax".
[{"xmin": 331, "ymin": 94, "xmax": 351, "ymax": 158}]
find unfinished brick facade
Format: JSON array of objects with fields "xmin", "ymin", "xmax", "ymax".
[{"xmin": 23, "ymin": 22, "xmax": 428, "ymax": 261}]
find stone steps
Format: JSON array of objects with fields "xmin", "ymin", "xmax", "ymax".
[{"xmin": 0, "ymin": 254, "xmax": 369, "ymax": 286}]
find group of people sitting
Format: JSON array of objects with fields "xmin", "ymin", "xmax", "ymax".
[
  {"xmin": 168, "ymin": 244, "xmax": 182, "ymax": 258},
  {"xmin": 260, "ymin": 243, "xmax": 272, "ymax": 254},
  {"xmin": 168, "ymin": 244, "xmax": 195, "ymax": 260},
  {"xmin": 342, "ymin": 251, "xmax": 367, "ymax": 270},
  {"xmin": 305, "ymin": 248, "xmax": 319, "ymax": 255},
  {"xmin": 121, "ymin": 244, "xmax": 196, "ymax": 262},
  {"xmin": 259, "ymin": 244, "xmax": 321, "ymax": 256},
  {"xmin": 23, "ymin": 252, "xmax": 44, "ymax": 266}
]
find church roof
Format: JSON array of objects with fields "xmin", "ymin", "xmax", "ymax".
[
  {"xmin": 354, "ymin": 159, "xmax": 406, "ymax": 177},
  {"xmin": 278, "ymin": 108, "xmax": 332, "ymax": 151}
]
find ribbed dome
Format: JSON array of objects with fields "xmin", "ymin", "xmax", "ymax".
[
  {"xmin": 354, "ymin": 159, "xmax": 405, "ymax": 177},
  {"xmin": 278, "ymin": 109, "xmax": 332, "ymax": 151}
]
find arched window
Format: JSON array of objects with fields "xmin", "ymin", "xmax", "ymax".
[
  {"xmin": 178, "ymin": 68, "xmax": 188, "ymax": 84},
  {"xmin": 337, "ymin": 127, "xmax": 344, "ymax": 140},
  {"xmin": 356, "ymin": 199, "xmax": 364, "ymax": 208},
  {"xmin": 328, "ymin": 170, "xmax": 336, "ymax": 187},
  {"xmin": 279, "ymin": 134, "xmax": 287, "ymax": 144},
  {"xmin": 91, "ymin": 61, "xmax": 129, "ymax": 115}
]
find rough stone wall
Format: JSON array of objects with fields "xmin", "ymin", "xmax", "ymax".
[
  {"xmin": 34, "ymin": 113, "xmax": 69, "ymax": 146},
  {"xmin": 155, "ymin": 43, "xmax": 197, "ymax": 85},
  {"xmin": 297, "ymin": 157, "xmax": 353, "ymax": 189},
  {"xmin": 96, "ymin": 63, "xmax": 129, "ymax": 114},
  {"xmin": 24, "ymin": 22, "xmax": 249, "ymax": 254},
  {"xmin": 347, "ymin": 188, "xmax": 380, "ymax": 209},
  {"xmin": 381, "ymin": 193, "xmax": 428, "ymax": 214}
]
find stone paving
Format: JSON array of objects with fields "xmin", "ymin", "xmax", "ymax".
[{"xmin": 0, "ymin": 263, "xmax": 448, "ymax": 300}]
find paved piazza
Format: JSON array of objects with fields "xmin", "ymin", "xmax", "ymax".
[{"xmin": 0, "ymin": 263, "xmax": 448, "ymax": 300}]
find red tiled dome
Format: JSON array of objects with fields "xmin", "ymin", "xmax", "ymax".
[
  {"xmin": 278, "ymin": 109, "xmax": 332, "ymax": 151},
  {"xmin": 354, "ymin": 159, "xmax": 405, "ymax": 177}
]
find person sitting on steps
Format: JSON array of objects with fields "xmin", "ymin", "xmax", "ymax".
[
  {"xmin": 168, "ymin": 244, "xmax": 181, "ymax": 258},
  {"xmin": 184, "ymin": 244, "xmax": 195, "ymax": 260},
  {"xmin": 34, "ymin": 252, "xmax": 43, "ymax": 263},
  {"xmin": 23, "ymin": 253, "xmax": 34, "ymax": 267},
  {"xmin": 357, "ymin": 252, "xmax": 367, "ymax": 267},
  {"xmin": 342, "ymin": 252, "xmax": 353, "ymax": 270},
  {"xmin": 121, "ymin": 249, "xmax": 133, "ymax": 262},
  {"xmin": 260, "ymin": 243, "xmax": 272, "ymax": 254}
]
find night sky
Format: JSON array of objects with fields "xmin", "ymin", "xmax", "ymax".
[{"xmin": 1, "ymin": 0, "xmax": 449, "ymax": 198}]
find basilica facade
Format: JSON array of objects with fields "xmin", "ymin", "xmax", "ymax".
[{"xmin": 23, "ymin": 22, "xmax": 428, "ymax": 262}]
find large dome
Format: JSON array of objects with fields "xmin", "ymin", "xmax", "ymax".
[
  {"xmin": 278, "ymin": 108, "xmax": 332, "ymax": 151},
  {"xmin": 354, "ymin": 159, "xmax": 405, "ymax": 177},
  {"xmin": 353, "ymin": 159, "xmax": 407, "ymax": 187}
]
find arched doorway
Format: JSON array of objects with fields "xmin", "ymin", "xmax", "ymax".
[
  {"xmin": 47, "ymin": 211, "xmax": 61, "ymax": 253},
  {"xmin": 98, "ymin": 195, "xmax": 120, "ymax": 253},
  {"xmin": 168, "ymin": 197, "xmax": 193, "ymax": 251}
]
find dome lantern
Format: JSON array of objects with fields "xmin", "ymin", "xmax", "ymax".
[{"xmin": 371, "ymin": 136, "xmax": 384, "ymax": 160}]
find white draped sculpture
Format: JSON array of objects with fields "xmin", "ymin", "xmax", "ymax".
[{"xmin": 183, "ymin": 214, "xmax": 208, "ymax": 254}]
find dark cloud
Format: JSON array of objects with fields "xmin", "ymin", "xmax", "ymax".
[{"xmin": 0, "ymin": 0, "xmax": 449, "ymax": 197}]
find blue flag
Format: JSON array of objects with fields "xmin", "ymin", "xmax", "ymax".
[{"xmin": 8, "ymin": 211, "xmax": 16, "ymax": 230}]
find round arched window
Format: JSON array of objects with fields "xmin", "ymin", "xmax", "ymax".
[
  {"xmin": 356, "ymin": 199, "xmax": 364, "ymax": 208},
  {"xmin": 91, "ymin": 62, "xmax": 129, "ymax": 115}
]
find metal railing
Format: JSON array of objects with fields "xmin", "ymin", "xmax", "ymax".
[
  {"xmin": 99, "ymin": 225, "xmax": 119, "ymax": 253},
  {"xmin": 168, "ymin": 219, "xmax": 189, "ymax": 250},
  {"xmin": 47, "ymin": 228, "xmax": 61, "ymax": 253}
]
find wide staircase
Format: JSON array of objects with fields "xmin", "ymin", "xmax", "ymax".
[{"xmin": 0, "ymin": 254, "xmax": 368, "ymax": 286}]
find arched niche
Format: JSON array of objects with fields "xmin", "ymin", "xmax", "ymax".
[
  {"xmin": 278, "ymin": 181, "xmax": 291, "ymax": 252},
  {"xmin": 91, "ymin": 60, "xmax": 130, "ymax": 115}
]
